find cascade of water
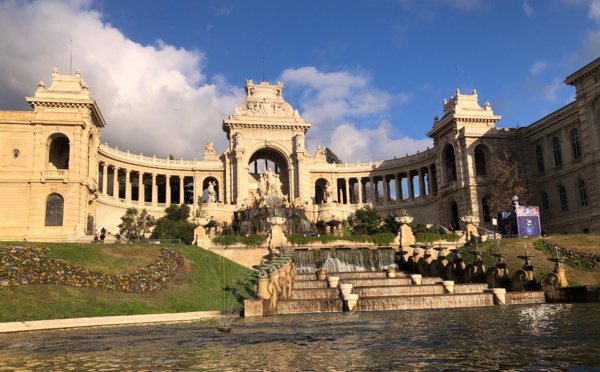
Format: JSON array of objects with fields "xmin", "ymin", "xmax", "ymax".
[
  {"xmin": 294, "ymin": 248, "xmax": 398, "ymax": 274},
  {"xmin": 235, "ymin": 206, "xmax": 313, "ymax": 235}
]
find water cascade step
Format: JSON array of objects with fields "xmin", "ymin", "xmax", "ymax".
[{"xmin": 251, "ymin": 266, "xmax": 547, "ymax": 316}]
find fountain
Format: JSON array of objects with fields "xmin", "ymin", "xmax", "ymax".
[
  {"xmin": 511, "ymin": 245, "xmax": 537, "ymax": 291},
  {"xmin": 541, "ymin": 244, "xmax": 569, "ymax": 296},
  {"xmin": 235, "ymin": 169, "xmax": 312, "ymax": 236},
  {"xmin": 465, "ymin": 245, "xmax": 486, "ymax": 283},
  {"xmin": 433, "ymin": 244, "xmax": 449, "ymax": 277},
  {"xmin": 486, "ymin": 249, "xmax": 510, "ymax": 289}
]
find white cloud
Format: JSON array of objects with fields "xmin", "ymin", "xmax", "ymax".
[
  {"xmin": 437, "ymin": 0, "xmax": 489, "ymax": 11},
  {"xmin": 327, "ymin": 123, "xmax": 432, "ymax": 163},
  {"xmin": 542, "ymin": 77, "xmax": 563, "ymax": 102},
  {"xmin": 582, "ymin": 0, "xmax": 600, "ymax": 57},
  {"xmin": 280, "ymin": 67, "xmax": 428, "ymax": 162},
  {"xmin": 530, "ymin": 61, "xmax": 547, "ymax": 76},
  {"xmin": 523, "ymin": 1, "xmax": 533, "ymax": 16},
  {"xmin": 0, "ymin": 0, "xmax": 243, "ymax": 159},
  {"xmin": 0, "ymin": 1, "xmax": 431, "ymax": 164}
]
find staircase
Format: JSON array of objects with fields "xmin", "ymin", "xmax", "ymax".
[{"xmin": 261, "ymin": 270, "xmax": 545, "ymax": 316}]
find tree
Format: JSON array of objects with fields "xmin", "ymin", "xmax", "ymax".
[
  {"xmin": 152, "ymin": 204, "xmax": 197, "ymax": 244},
  {"xmin": 325, "ymin": 147, "xmax": 342, "ymax": 164},
  {"xmin": 486, "ymin": 150, "xmax": 534, "ymax": 216},
  {"xmin": 118, "ymin": 208, "xmax": 155, "ymax": 240},
  {"xmin": 381, "ymin": 213, "xmax": 401, "ymax": 234},
  {"xmin": 351, "ymin": 206, "xmax": 383, "ymax": 235}
]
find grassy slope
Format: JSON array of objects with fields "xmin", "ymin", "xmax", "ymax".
[
  {"xmin": 461, "ymin": 235, "xmax": 600, "ymax": 287},
  {"xmin": 0, "ymin": 242, "xmax": 255, "ymax": 323}
]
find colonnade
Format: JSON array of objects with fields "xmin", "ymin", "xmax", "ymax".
[
  {"xmin": 98, "ymin": 161, "xmax": 209, "ymax": 207},
  {"xmin": 325, "ymin": 164, "xmax": 438, "ymax": 205}
]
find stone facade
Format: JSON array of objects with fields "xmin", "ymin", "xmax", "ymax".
[{"xmin": 1, "ymin": 57, "xmax": 600, "ymax": 241}]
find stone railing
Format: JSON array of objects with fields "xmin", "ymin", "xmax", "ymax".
[
  {"xmin": 98, "ymin": 143, "xmax": 217, "ymax": 166},
  {"xmin": 311, "ymin": 147, "xmax": 436, "ymax": 171}
]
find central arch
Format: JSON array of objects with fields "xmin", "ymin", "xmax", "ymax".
[{"xmin": 248, "ymin": 147, "xmax": 291, "ymax": 200}]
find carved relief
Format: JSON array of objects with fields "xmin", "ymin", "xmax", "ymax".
[{"xmin": 229, "ymin": 80, "xmax": 302, "ymax": 120}]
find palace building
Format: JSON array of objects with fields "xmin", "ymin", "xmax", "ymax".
[{"xmin": 1, "ymin": 57, "xmax": 600, "ymax": 242}]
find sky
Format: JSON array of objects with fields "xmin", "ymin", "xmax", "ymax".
[{"xmin": 1, "ymin": 0, "xmax": 599, "ymax": 163}]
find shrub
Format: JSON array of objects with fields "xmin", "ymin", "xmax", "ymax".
[
  {"xmin": 370, "ymin": 232, "xmax": 396, "ymax": 246},
  {"xmin": 241, "ymin": 234, "xmax": 267, "ymax": 247},
  {"xmin": 213, "ymin": 234, "xmax": 241, "ymax": 246}
]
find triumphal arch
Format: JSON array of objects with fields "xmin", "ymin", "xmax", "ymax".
[
  {"xmin": 2, "ymin": 56, "xmax": 600, "ymax": 241},
  {"xmin": 222, "ymin": 80, "xmax": 312, "ymax": 207}
]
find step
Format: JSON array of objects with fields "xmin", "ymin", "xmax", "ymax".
[
  {"xmin": 340, "ymin": 277, "xmax": 413, "ymax": 287},
  {"xmin": 295, "ymin": 273, "xmax": 319, "ymax": 281},
  {"xmin": 354, "ymin": 284, "xmax": 445, "ymax": 297},
  {"xmin": 454, "ymin": 283, "xmax": 489, "ymax": 293},
  {"xmin": 506, "ymin": 291, "xmax": 546, "ymax": 304},
  {"xmin": 290, "ymin": 287, "xmax": 340, "ymax": 300},
  {"xmin": 268, "ymin": 298, "xmax": 343, "ymax": 315},
  {"xmin": 330, "ymin": 271, "xmax": 390, "ymax": 279},
  {"xmin": 355, "ymin": 293, "xmax": 494, "ymax": 311},
  {"xmin": 293, "ymin": 280, "xmax": 328, "ymax": 289}
]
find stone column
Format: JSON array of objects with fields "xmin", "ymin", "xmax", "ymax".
[
  {"xmin": 408, "ymin": 172, "xmax": 414, "ymax": 200},
  {"xmin": 369, "ymin": 177, "xmax": 375, "ymax": 203},
  {"xmin": 235, "ymin": 152, "xmax": 246, "ymax": 205},
  {"xmin": 179, "ymin": 176, "xmax": 184, "ymax": 204},
  {"xmin": 418, "ymin": 168, "xmax": 425, "ymax": 197},
  {"xmin": 112, "ymin": 166, "xmax": 119, "ymax": 199},
  {"xmin": 193, "ymin": 173, "xmax": 200, "ymax": 207},
  {"xmin": 288, "ymin": 166, "xmax": 295, "ymax": 201},
  {"xmin": 394, "ymin": 174, "xmax": 400, "ymax": 203},
  {"xmin": 125, "ymin": 170, "xmax": 131, "ymax": 202},
  {"xmin": 138, "ymin": 172, "xmax": 144, "ymax": 202},
  {"xmin": 166, "ymin": 175, "xmax": 171, "ymax": 205},
  {"xmin": 383, "ymin": 176, "xmax": 389, "ymax": 203},
  {"xmin": 102, "ymin": 163, "xmax": 108, "ymax": 195},
  {"xmin": 218, "ymin": 180, "xmax": 224, "ymax": 204},
  {"xmin": 151, "ymin": 173, "xmax": 157, "ymax": 205},
  {"xmin": 357, "ymin": 178, "xmax": 363, "ymax": 204},
  {"xmin": 345, "ymin": 178, "xmax": 350, "ymax": 205}
]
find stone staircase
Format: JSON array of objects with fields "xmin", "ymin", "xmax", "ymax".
[{"xmin": 260, "ymin": 270, "xmax": 545, "ymax": 316}]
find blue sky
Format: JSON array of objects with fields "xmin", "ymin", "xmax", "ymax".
[{"xmin": 1, "ymin": 0, "xmax": 599, "ymax": 162}]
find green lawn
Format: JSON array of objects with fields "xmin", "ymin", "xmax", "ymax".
[
  {"xmin": 459, "ymin": 236, "xmax": 600, "ymax": 287},
  {"xmin": 0, "ymin": 242, "xmax": 255, "ymax": 323}
]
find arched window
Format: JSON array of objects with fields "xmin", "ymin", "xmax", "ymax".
[
  {"xmin": 578, "ymin": 179, "xmax": 589, "ymax": 206},
  {"xmin": 474, "ymin": 146, "xmax": 487, "ymax": 176},
  {"xmin": 552, "ymin": 137, "xmax": 562, "ymax": 166},
  {"xmin": 571, "ymin": 128, "xmax": 583, "ymax": 160},
  {"xmin": 542, "ymin": 192, "xmax": 549, "ymax": 210},
  {"xmin": 535, "ymin": 145, "xmax": 545, "ymax": 173},
  {"xmin": 444, "ymin": 146, "xmax": 457, "ymax": 182},
  {"xmin": 45, "ymin": 193, "xmax": 64, "ymax": 226},
  {"xmin": 558, "ymin": 185, "xmax": 568, "ymax": 212},
  {"xmin": 48, "ymin": 135, "xmax": 70, "ymax": 170}
]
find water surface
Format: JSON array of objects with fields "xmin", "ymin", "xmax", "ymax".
[{"xmin": 0, "ymin": 303, "xmax": 599, "ymax": 371}]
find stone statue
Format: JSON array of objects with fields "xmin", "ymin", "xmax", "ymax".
[
  {"xmin": 207, "ymin": 181, "xmax": 216, "ymax": 203},
  {"xmin": 325, "ymin": 181, "xmax": 333, "ymax": 203},
  {"xmin": 258, "ymin": 174, "xmax": 267, "ymax": 197},
  {"xmin": 263, "ymin": 168, "xmax": 283, "ymax": 198},
  {"xmin": 316, "ymin": 145, "xmax": 326, "ymax": 156},
  {"xmin": 204, "ymin": 141, "xmax": 215, "ymax": 153}
]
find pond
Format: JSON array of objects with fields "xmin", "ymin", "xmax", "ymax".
[{"xmin": 0, "ymin": 303, "xmax": 599, "ymax": 371}]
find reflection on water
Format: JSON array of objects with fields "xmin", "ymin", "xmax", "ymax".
[{"xmin": 0, "ymin": 303, "xmax": 599, "ymax": 371}]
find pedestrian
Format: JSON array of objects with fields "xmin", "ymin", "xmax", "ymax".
[{"xmin": 448, "ymin": 221, "xmax": 455, "ymax": 233}]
